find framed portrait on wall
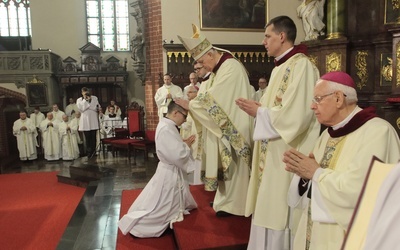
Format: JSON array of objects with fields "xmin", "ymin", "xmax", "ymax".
[
  {"xmin": 200, "ymin": 0, "xmax": 267, "ymax": 31},
  {"xmin": 26, "ymin": 83, "xmax": 48, "ymax": 106},
  {"xmin": 384, "ymin": 0, "xmax": 400, "ymax": 24}
]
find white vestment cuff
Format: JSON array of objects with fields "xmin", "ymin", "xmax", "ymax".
[
  {"xmin": 288, "ymin": 174, "xmax": 310, "ymax": 209},
  {"xmin": 311, "ymin": 168, "xmax": 336, "ymax": 223},
  {"xmin": 253, "ymin": 107, "xmax": 280, "ymax": 141}
]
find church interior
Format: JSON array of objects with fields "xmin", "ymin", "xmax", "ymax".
[{"xmin": 0, "ymin": 0, "xmax": 400, "ymax": 249}]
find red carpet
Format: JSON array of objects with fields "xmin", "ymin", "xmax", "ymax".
[
  {"xmin": 174, "ymin": 185, "xmax": 250, "ymax": 249},
  {"xmin": 117, "ymin": 185, "xmax": 250, "ymax": 250},
  {"xmin": 0, "ymin": 171, "xmax": 85, "ymax": 250}
]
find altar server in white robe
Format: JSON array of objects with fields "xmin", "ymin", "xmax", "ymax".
[
  {"xmin": 77, "ymin": 87, "xmax": 100, "ymax": 157},
  {"xmin": 40, "ymin": 112, "xmax": 61, "ymax": 161},
  {"xmin": 103, "ymin": 106, "xmax": 122, "ymax": 138},
  {"xmin": 13, "ymin": 110, "xmax": 38, "ymax": 161},
  {"xmin": 235, "ymin": 16, "xmax": 320, "ymax": 250},
  {"xmin": 283, "ymin": 71, "xmax": 400, "ymax": 250},
  {"xmin": 59, "ymin": 114, "xmax": 80, "ymax": 160},
  {"xmin": 119, "ymin": 101, "xmax": 197, "ymax": 238},
  {"xmin": 154, "ymin": 73, "xmax": 183, "ymax": 120}
]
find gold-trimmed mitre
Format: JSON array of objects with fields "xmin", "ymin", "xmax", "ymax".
[{"xmin": 177, "ymin": 24, "xmax": 213, "ymax": 61}]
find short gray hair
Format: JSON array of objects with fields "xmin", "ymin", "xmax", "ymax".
[{"xmin": 318, "ymin": 79, "xmax": 358, "ymax": 104}]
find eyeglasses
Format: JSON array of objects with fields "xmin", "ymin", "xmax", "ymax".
[
  {"xmin": 194, "ymin": 67, "xmax": 203, "ymax": 72},
  {"xmin": 312, "ymin": 92, "xmax": 335, "ymax": 104},
  {"xmin": 177, "ymin": 110, "xmax": 187, "ymax": 119},
  {"xmin": 312, "ymin": 92, "xmax": 347, "ymax": 104}
]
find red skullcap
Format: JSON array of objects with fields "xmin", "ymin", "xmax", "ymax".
[{"xmin": 320, "ymin": 71, "xmax": 356, "ymax": 89}]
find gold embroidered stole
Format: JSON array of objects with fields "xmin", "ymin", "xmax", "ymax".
[
  {"xmin": 197, "ymin": 72, "xmax": 252, "ymax": 182},
  {"xmin": 257, "ymin": 53, "xmax": 307, "ymax": 185},
  {"xmin": 196, "ymin": 90, "xmax": 252, "ymax": 172},
  {"xmin": 305, "ymin": 135, "xmax": 347, "ymax": 249}
]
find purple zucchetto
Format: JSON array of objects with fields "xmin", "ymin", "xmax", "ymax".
[{"xmin": 320, "ymin": 71, "xmax": 356, "ymax": 89}]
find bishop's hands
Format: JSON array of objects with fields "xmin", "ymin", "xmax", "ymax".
[
  {"xmin": 174, "ymin": 98, "xmax": 189, "ymax": 110},
  {"xmin": 235, "ymin": 98, "xmax": 261, "ymax": 117},
  {"xmin": 283, "ymin": 148, "xmax": 320, "ymax": 180},
  {"xmin": 184, "ymin": 135, "xmax": 196, "ymax": 147}
]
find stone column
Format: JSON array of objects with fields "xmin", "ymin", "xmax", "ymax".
[{"xmin": 326, "ymin": 0, "xmax": 346, "ymax": 39}]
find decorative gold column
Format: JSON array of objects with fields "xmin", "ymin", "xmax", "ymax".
[{"xmin": 326, "ymin": 0, "xmax": 346, "ymax": 39}]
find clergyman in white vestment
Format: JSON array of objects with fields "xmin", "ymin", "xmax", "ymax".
[
  {"xmin": 59, "ymin": 114, "xmax": 80, "ymax": 160},
  {"xmin": 283, "ymin": 71, "xmax": 400, "ymax": 250},
  {"xmin": 180, "ymin": 85, "xmax": 202, "ymax": 185},
  {"xmin": 177, "ymin": 25, "xmax": 253, "ymax": 217},
  {"xmin": 235, "ymin": 16, "xmax": 320, "ymax": 250},
  {"xmin": 13, "ymin": 110, "xmax": 38, "ymax": 161},
  {"xmin": 154, "ymin": 74, "xmax": 183, "ymax": 120},
  {"xmin": 40, "ymin": 112, "xmax": 61, "ymax": 161}
]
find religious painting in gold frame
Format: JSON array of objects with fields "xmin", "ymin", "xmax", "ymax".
[
  {"xmin": 26, "ymin": 83, "xmax": 48, "ymax": 106},
  {"xmin": 384, "ymin": 0, "xmax": 400, "ymax": 24},
  {"xmin": 200, "ymin": 0, "xmax": 267, "ymax": 31}
]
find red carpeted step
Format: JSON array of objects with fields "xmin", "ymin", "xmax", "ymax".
[
  {"xmin": 117, "ymin": 189, "xmax": 177, "ymax": 250},
  {"xmin": 117, "ymin": 185, "xmax": 251, "ymax": 250},
  {"xmin": 174, "ymin": 185, "xmax": 250, "ymax": 249}
]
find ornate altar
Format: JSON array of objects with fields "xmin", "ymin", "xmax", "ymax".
[{"xmin": 300, "ymin": 0, "xmax": 400, "ymax": 136}]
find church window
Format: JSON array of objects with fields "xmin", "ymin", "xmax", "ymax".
[
  {"xmin": 0, "ymin": 0, "xmax": 31, "ymax": 37},
  {"xmin": 86, "ymin": 0, "xmax": 130, "ymax": 52}
]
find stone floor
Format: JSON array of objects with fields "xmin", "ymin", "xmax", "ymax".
[{"xmin": 2, "ymin": 152, "xmax": 158, "ymax": 250}]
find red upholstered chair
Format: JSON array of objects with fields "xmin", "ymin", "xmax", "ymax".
[
  {"xmin": 100, "ymin": 128, "xmax": 128, "ymax": 155},
  {"xmin": 109, "ymin": 103, "xmax": 146, "ymax": 160},
  {"xmin": 100, "ymin": 101, "xmax": 144, "ymax": 154},
  {"xmin": 100, "ymin": 104, "xmax": 143, "ymax": 155}
]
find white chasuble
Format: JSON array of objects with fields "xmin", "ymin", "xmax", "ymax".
[
  {"xmin": 291, "ymin": 118, "xmax": 400, "ymax": 250},
  {"xmin": 13, "ymin": 118, "xmax": 38, "ymax": 160},
  {"xmin": 189, "ymin": 56, "xmax": 254, "ymax": 216},
  {"xmin": 246, "ymin": 53, "xmax": 320, "ymax": 231},
  {"xmin": 59, "ymin": 121, "xmax": 80, "ymax": 160},
  {"xmin": 40, "ymin": 118, "xmax": 61, "ymax": 161}
]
